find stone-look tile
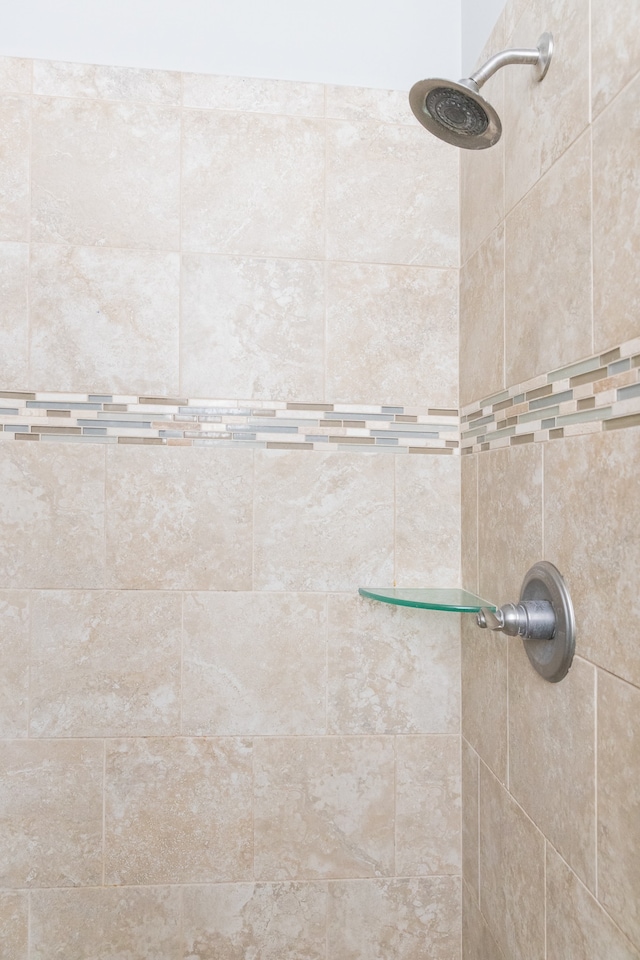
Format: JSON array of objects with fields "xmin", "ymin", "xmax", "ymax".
[
  {"xmin": 327, "ymin": 596, "xmax": 460, "ymax": 734},
  {"xmin": 591, "ymin": 0, "xmax": 640, "ymax": 117},
  {"xmin": 593, "ymin": 71, "xmax": 640, "ymax": 351},
  {"xmin": 546, "ymin": 845, "xmax": 640, "ymax": 960},
  {"xmin": 0, "ymin": 242, "xmax": 28, "ymax": 389},
  {"xmin": 30, "ymin": 590, "xmax": 182, "ymax": 738},
  {"xmin": 505, "ymin": 131, "xmax": 592, "ymax": 385},
  {"xmin": 106, "ymin": 446, "xmax": 253, "ymax": 591},
  {"xmin": 460, "ymin": 227, "xmax": 505, "ymax": 407},
  {"xmin": 325, "ymin": 120, "xmax": 458, "ymax": 267},
  {"xmin": 0, "ymin": 739, "xmax": 103, "ymax": 887},
  {"xmin": 180, "ymin": 254, "xmax": 324, "ymax": 401},
  {"xmin": 182, "ymin": 883, "xmax": 328, "ymax": 960},
  {"xmin": 462, "ymin": 881, "xmax": 505, "ymax": 960},
  {"xmin": 544, "ymin": 429, "xmax": 640, "ymax": 687},
  {"xmin": 0, "ymin": 891, "xmax": 28, "ymax": 960},
  {"xmin": 395, "ymin": 454, "xmax": 460, "ymax": 588},
  {"xmin": 479, "ymin": 763, "xmax": 545, "ymax": 960},
  {"xmin": 326, "ymin": 262, "xmax": 458, "ymax": 408},
  {"xmin": 30, "ymin": 887, "xmax": 182, "ymax": 960},
  {"xmin": 598, "ymin": 671, "xmax": 640, "ymax": 949},
  {"xmin": 325, "ymin": 85, "xmax": 414, "ymax": 124},
  {"xmin": 461, "ymin": 615, "xmax": 508, "ymax": 783},
  {"xmin": 105, "ymin": 737, "xmax": 252, "ymax": 885},
  {"xmin": 461, "ymin": 454, "xmax": 478, "ymax": 593},
  {"xmin": 0, "ymin": 592, "xmax": 29, "ymax": 738},
  {"xmin": 253, "ymin": 451, "xmax": 394, "ymax": 592},
  {"xmin": 253, "ymin": 736, "xmax": 395, "ymax": 879},
  {"xmin": 182, "ymin": 592, "xmax": 327, "ymax": 736},
  {"xmin": 462, "ymin": 739, "xmax": 480, "ymax": 898},
  {"xmin": 328, "ymin": 877, "xmax": 461, "ymax": 960},
  {"xmin": 31, "ymin": 97, "xmax": 180, "ymax": 248},
  {"xmin": 0, "ymin": 443, "xmax": 106, "ymax": 589},
  {"xmin": 181, "ymin": 110, "xmax": 324, "ymax": 259},
  {"xmin": 33, "ymin": 58, "xmax": 181, "ymax": 102},
  {"xmin": 504, "ymin": 0, "xmax": 590, "ymax": 212},
  {"xmin": 0, "ymin": 56, "xmax": 32, "ymax": 94},
  {"xmin": 509, "ymin": 645, "xmax": 596, "ymax": 889},
  {"xmin": 478, "ymin": 444, "xmax": 543, "ymax": 603},
  {"xmin": 182, "ymin": 73, "xmax": 325, "ymax": 116},
  {"xmin": 460, "ymin": 14, "xmax": 505, "ymax": 265},
  {"xmin": 0, "ymin": 95, "xmax": 30, "ymax": 241},
  {"xmin": 396, "ymin": 736, "xmax": 461, "ymax": 876},
  {"xmin": 30, "ymin": 244, "xmax": 180, "ymax": 395}
]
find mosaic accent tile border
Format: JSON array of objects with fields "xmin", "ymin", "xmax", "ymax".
[
  {"xmin": 0, "ymin": 393, "xmax": 459, "ymax": 455},
  {"xmin": 461, "ymin": 337, "xmax": 640, "ymax": 454}
]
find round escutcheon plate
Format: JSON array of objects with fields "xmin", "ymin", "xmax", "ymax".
[{"xmin": 520, "ymin": 561, "xmax": 575, "ymax": 682}]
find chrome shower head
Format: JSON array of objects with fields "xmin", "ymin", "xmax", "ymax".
[{"xmin": 409, "ymin": 32, "xmax": 553, "ymax": 150}]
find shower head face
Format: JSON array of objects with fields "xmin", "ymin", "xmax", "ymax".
[{"xmin": 409, "ymin": 78, "xmax": 502, "ymax": 149}]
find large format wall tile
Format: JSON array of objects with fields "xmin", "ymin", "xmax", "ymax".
[
  {"xmin": 0, "ymin": 95, "xmax": 30, "ymax": 241},
  {"xmin": 0, "ymin": 242, "xmax": 28, "ymax": 389},
  {"xmin": 327, "ymin": 596, "xmax": 460, "ymax": 735},
  {"xmin": 591, "ymin": 0, "xmax": 640, "ymax": 117},
  {"xmin": 181, "ymin": 110, "xmax": 324, "ymax": 259},
  {"xmin": 0, "ymin": 57, "xmax": 31, "ymax": 94},
  {"xmin": 31, "ymin": 97, "xmax": 180, "ymax": 248},
  {"xmin": 461, "ymin": 615, "xmax": 508, "ymax": 784},
  {"xmin": 0, "ymin": 592, "xmax": 29, "ymax": 738},
  {"xmin": 29, "ymin": 590, "xmax": 182, "ymax": 737},
  {"xmin": 325, "ymin": 85, "xmax": 414, "ymax": 125},
  {"xmin": 254, "ymin": 737, "xmax": 395, "ymax": 880},
  {"xmin": 0, "ymin": 443, "xmax": 106, "ymax": 589},
  {"xmin": 462, "ymin": 739, "xmax": 480, "ymax": 899},
  {"xmin": 0, "ymin": 891, "xmax": 28, "ymax": 960},
  {"xmin": 106, "ymin": 446, "xmax": 253, "ymax": 591},
  {"xmin": 105, "ymin": 738, "xmax": 253, "ymax": 885},
  {"xmin": 30, "ymin": 244, "xmax": 180, "ymax": 394},
  {"xmin": 33, "ymin": 59, "xmax": 182, "ymax": 103},
  {"xmin": 253, "ymin": 451, "xmax": 394, "ymax": 592},
  {"xmin": 462, "ymin": 881, "xmax": 505, "ymax": 960},
  {"xmin": 0, "ymin": 740, "xmax": 103, "ymax": 887},
  {"xmin": 182, "ymin": 592, "xmax": 327, "ymax": 736},
  {"xmin": 183, "ymin": 73, "xmax": 325, "ymax": 116},
  {"xmin": 180, "ymin": 254, "xmax": 325, "ymax": 401},
  {"xmin": 459, "ymin": 227, "xmax": 504, "ymax": 407},
  {"xmin": 461, "ymin": 454, "xmax": 478, "ymax": 592},
  {"xmin": 182, "ymin": 883, "xmax": 328, "ymax": 960}
]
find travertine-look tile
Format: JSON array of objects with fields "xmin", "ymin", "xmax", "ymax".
[
  {"xmin": 325, "ymin": 85, "xmax": 414, "ymax": 124},
  {"xmin": 0, "ymin": 56, "xmax": 31, "ymax": 94},
  {"xmin": 461, "ymin": 615, "xmax": 508, "ymax": 783},
  {"xmin": 591, "ymin": 0, "xmax": 640, "ymax": 117},
  {"xmin": 30, "ymin": 887, "xmax": 182, "ymax": 960},
  {"xmin": 327, "ymin": 596, "xmax": 460, "ymax": 734},
  {"xmin": 460, "ymin": 226, "xmax": 505, "ymax": 406},
  {"xmin": 326, "ymin": 262, "xmax": 458, "ymax": 408},
  {"xmin": 106, "ymin": 446, "xmax": 253, "ymax": 591},
  {"xmin": 395, "ymin": 454, "xmax": 461, "ymax": 587},
  {"xmin": 181, "ymin": 110, "xmax": 324, "ymax": 258},
  {"xmin": 479, "ymin": 763, "xmax": 545, "ymax": 960},
  {"xmin": 182, "ymin": 73, "xmax": 325, "ymax": 115},
  {"xmin": 505, "ymin": 131, "xmax": 592, "ymax": 386},
  {"xmin": 462, "ymin": 739, "xmax": 480, "ymax": 899},
  {"xmin": 0, "ymin": 442, "xmax": 106, "ymax": 589},
  {"xmin": 253, "ymin": 451, "xmax": 394, "ymax": 592},
  {"xmin": 0, "ymin": 891, "xmax": 28, "ymax": 960},
  {"xmin": 0, "ymin": 591, "xmax": 29, "ymax": 738},
  {"xmin": 598, "ymin": 671, "xmax": 640, "ymax": 949},
  {"xmin": 593, "ymin": 71, "xmax": 640, "ymax": 351},
  {"xmin": 326, "ymin": 120, "xmax": 458, "ymax": 267},
  {"xmin": 544, "ymin": 429, "xmax": 640, "ymax": 687},
  {"xmin": 253, "ymin": 737, "xmax": 395, "ymax": 879},
  {"xmin": 328, "ymin": 878, "xmax": 461, "ymax": 960},
  {"xmin": 180, "ymin": 254, "xmax": 324, "ymax": 401},
  {"xmin": 105, "ymin": 737, "xmax": 252, "ymax": 885},
  {"xmin": 461, "ymin": 454, "xmax": 478, "ymax": 592},
  {"xmin": 31, "ymin": 96, "xmax": 180, "ymax": 248},
  {"xmin": 0, "ymin": 740, "xmax": 103, "ymax": 887},
  {"xmin": 509, "ymin": 646, "xmax": 596, "ymax": 889},
  {"xmin": 182, "ymin": 592, "xmax": 327, "ymax": 736},
  {"xmin": 546, "ymin": 845, "xmax": 640, "ymax": 960},
  {"xmin": 182, "ymin": 883, "xmax": 328, "ymax": 960},
  {"xmin": 30, "ymin": 244, "xmax": 180, "ymax": 394},
  {"xmin": 396, "ymin": 735, "xmax": 461, "ymax": 876},
  {"xmin": 462, "ymin": 881, "xmax": 505, "ymax": 960},
  {"xmin": 478, "ymin": 444, "xmax": 543, "ymax": 602},
  {"xmin": 504, "ymin": 0, "xmax": 590, "ymax": 211},
  {"xmin": 0, "ymin": 242, "xmax": 28, "ymax": 389},
  {"xmin": 0, "ymin": 96, "xmax": 30, "ymax": 241},
  {"xmin": 30, "ymin": 590, "xmax": 182, "ymax": 738},
  {"xmin": 33, "ymin": 58, "xmax": 181, "ymax": 102}
]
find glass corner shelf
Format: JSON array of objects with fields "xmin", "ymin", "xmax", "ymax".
[{"xmin": 358, "ymin": 587, "xmax": 496, "ymax": 613}]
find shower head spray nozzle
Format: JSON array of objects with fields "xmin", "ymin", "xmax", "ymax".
[{"xmin": 409, "ymin": 32, "xmax": 553, "ymax": 150}]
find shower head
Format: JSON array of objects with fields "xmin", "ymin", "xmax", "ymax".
[{"xmin": 409, "ymin": 32, "xmax": 553, "ymax": 150}]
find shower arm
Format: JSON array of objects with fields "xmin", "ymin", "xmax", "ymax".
[{"xmin": 465, "ymin": 33, "xmax": 554, "ymax": 90}]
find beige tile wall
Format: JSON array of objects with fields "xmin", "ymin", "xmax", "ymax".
[{"xmin": 460, "ymin": 0, "xmax": 640, "ymax": 954}]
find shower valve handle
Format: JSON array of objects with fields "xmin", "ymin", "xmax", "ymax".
[{"xmin": 476, "ymin": 600, "xmax": 556, "ymax": 640}]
